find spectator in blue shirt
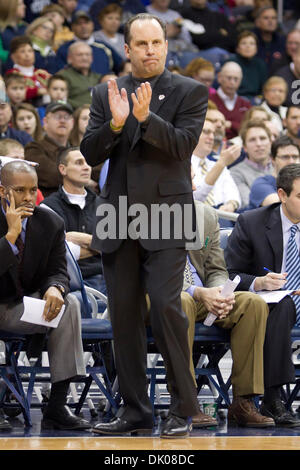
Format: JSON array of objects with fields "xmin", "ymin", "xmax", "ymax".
[
  {"xmin": 249, "ymin": 135, "xmax": 300, "ymax": 209},
  {"xmin": 0, "ymin": 97, "xmax": 32, "ymax": 146}
]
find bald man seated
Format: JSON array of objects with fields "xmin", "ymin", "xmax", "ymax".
[
  {"xmin": 0, "ymin": 161, "xmax": 91, "ymax": 431},
  {"xmin": 210, "ymin": 61, "xmax": 251, "ymax": 139}
]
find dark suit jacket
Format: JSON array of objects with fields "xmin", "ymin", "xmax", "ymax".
[
  {"xmin": 0, "ymin": 206, "xmax": 70, "ymax": 303},
  {"xmin": 224, "ymin": 202, "xmax": 283, "ymax": 290},
  {"xmin": 80, "ymin": 68, "xmax": 208, "ymax": 253}
]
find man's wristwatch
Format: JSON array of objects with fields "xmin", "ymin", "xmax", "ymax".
[{"xmin": 51, "ymin": 284, "xmax": 66, "ymax": 297}]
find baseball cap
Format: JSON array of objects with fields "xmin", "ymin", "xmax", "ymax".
[
  {"xmin": 45, "ymin": 101, "xmax": 73, "ymax": 115},
  {"xmin": 71, "ymin": 10, "xmax": 92, "ymax": 24}
]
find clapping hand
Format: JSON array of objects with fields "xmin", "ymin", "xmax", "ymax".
[
  {"xmin": 131, "ymin": 82, "xmax": 152, "ymax": 123},
  {"xmin": 108, "ymin": 79, "xmax": 130, "ymax": 128}
]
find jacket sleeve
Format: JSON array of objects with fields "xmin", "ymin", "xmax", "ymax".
[
  {"xmin": 39, "ymin": 220, "xmax": 70, "ymax": 297},
  {"xmin": 224, "ymin": 214, "xmax": 256, "ymax": 290},
  {"xmin": 141, "ymin": 83, "xmax": 208, "ymax": 161},
  {"xmin": 80, "ymin": 84, "xmax": 122, "ymax": 167}
]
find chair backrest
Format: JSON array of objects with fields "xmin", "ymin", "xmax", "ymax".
[{"xmin": 65, "ymin": 242, "xmax": 92, "ymax": 318}]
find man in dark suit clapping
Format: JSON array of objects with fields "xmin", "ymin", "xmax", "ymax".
[{"xmin": 81, "ymin": 13, "xmax": 208, "ymax": 438}]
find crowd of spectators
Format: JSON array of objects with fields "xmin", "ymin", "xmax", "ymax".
[
  {"xmin": 0, "ymin": 0, "xmax": 300, "ymax": 244},
  {"xmin": 1, "ymin": 0, "xmax": 300, "ymax": 433}
]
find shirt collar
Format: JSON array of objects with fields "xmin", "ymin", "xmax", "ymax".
[
  {"xmin": 280, "ymin": 205, "xmax": 300, "ymax": 234},
  {"xmin": 217, "ymin": 87, "xmax": 237, "ymax": 104}
]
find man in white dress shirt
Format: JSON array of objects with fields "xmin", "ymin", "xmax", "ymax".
[{"xmin": 191, "ymin": 119, "xmax": 241, "ymax": 225}]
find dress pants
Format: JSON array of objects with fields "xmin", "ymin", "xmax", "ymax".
[
  {"xmin": 0, "ymin": 293, "xmax": 86, "ymax": 383},
  {"xmin": 181, "ymin": 291, "xmax": 269, "ymax": 397},
  {"xmin": 102, "ymin": 238, "xmax": 199, "ymax": 422},
  {"xmin": 264, "ymin": 295, "xmax": 296, "ymax": 388}
]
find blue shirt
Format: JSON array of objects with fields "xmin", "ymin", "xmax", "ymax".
[
  {"xmin": 186, "ymin": 255, "xmax": 203, "ymax": 299},
  {"xmin": 0, "ymin": 127, "xmax": 33, "ymax": 146},
  {"xmin": 249, "ymin": 174, "xmax": 276, "ymax": 210}
]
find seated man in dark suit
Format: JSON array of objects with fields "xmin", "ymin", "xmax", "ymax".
[
  {"xmin": 0, "ymin": 160, "xmax": 91, "ymax": 431},
  {"xmin": 225, "ymin": 164, "xmax": 300, "ymax": 427}
]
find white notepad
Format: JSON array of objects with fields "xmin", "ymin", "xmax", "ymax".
[
  {"xmin": 20, "ymin": 296, "xmax": 65, "ymax": 329},
  {"xmin": 256, "ymin": 289, "xmax": 295, "ymax": 304}
]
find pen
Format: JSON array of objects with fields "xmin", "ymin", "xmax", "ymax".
[
  {"xmin": 263, "ymin": 267, "xmax": 272, "ymax": 273},
  {"xmin": 204, "ymin": 236, "xmax": 209, "ymax": 248},
  {"xmin": 263, "ymin": 266, "xmax": 286, "ymax": 280}
]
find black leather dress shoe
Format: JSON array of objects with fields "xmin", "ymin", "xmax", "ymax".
[
  {"xmin": 160, "ymin": 414, "xmax": 191, "ymax": 439},
  {"xmin": 261, "ymin": 399, "xmax": 300, "ymax": 427},
  {"xmin": 93, "ymin": 417, "xmax": 153, "ymax": 435},
  {"xmin": 0, "ymin": 409, "xmax": 12, "ymax": 431},
  {"xmin": 41, "ymin": 405, "xmax": 91, "ymax": 430}
]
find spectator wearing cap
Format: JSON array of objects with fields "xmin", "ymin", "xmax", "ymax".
[
  {"xmin": 252, "ymin": 6, "xmax": 286, "ymax": 75},
  {"xmin": 25, "ymin": 101, "xmax": 102, "ymax": 195},
  {"xmin": 24, "ymin": 101, "xmax": 74, "ymax": 197},
  {"xmin": 41, "ymin": 3, "xmax": 75, "ymax": 52},
  {"xmin": 57, "ymin": 41, "xmax": 101, "ymax": 109},
  {"xmin": 0, "ymin": 93, "xmax": 33, "ymax": 146},
  {"xmin": 55, "ymin": 10, "xmax": 123, "ymax": 76}
]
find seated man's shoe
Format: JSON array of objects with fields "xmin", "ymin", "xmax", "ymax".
[
  {"xmin": 160, "ymin": 414, "xmax": 191, "ymax": 439},
  {"xmin": 0, "ymin": 409, "xmax": 12, "ymax": 431},
  {"xmin": 93, "ymin": 417, "xmax": 153, "ymax": 435},
  {"xmin": 192, "ymin": 410, "xmax": 217, "ymax": 428},
  {"xmin": 41, "ymin": 405, "xmax": 91, "ymax": 430},
  {"xmin": 228, "ymin": 397, "xmax": 275, "ymax": 428},
  {"xmin": 261, "ymin": 399, "xmax": 300, "ymax": 427}
]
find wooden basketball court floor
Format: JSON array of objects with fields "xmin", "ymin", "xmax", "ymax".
[
  {"xmin": 2, "ymin": 355, "xmax": 300, "ymax": 453},
  {"xmin": 1, "ymin": 408, "xmax": 300, "ymax": 452}
]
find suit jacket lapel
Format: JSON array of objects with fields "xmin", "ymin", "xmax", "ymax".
[
  {"xmin": 129, "ymin": 69, "xmax": 176, "ymax": 150},
  {"xmin": 265, "ymin": 205, "xmax": 284, "ymax": 272}
]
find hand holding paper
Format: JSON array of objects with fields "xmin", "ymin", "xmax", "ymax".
[
  {"xmin": 203, "ymin": 275, "xmax": 241, "ymax": 326},
  {"xmin": 21, "ymin": 296, "xmax": 65, "ymax": 329}
]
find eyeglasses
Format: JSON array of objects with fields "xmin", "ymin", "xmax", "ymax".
[
  {"xmin": 40, "ymin": 24, "xmax": 55, "ymax": 34},
  {"xmin": 50, "ymin": 113, "xmax": 73, "ymax": 121},
  {"xmin": 276, "ymin": 155, "xmax": 300, "ymax": 161}
]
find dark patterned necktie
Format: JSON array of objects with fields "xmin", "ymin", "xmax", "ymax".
[
  {"xmin": 285, "ymin": 225, "xmax": 300, "ymax": 325},
  {"xmin": 15, "ymin": 235, "xmax": 25, "ymax": 299}
]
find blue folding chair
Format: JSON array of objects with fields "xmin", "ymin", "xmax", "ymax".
[
  {"xmin": 0, "ymin": 332, "xmax": 31, "ymax": 427},
  {"xmin": 19, "ymin": 244, "xmax": 118, "ymax": 421}
]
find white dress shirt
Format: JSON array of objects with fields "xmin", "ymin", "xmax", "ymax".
[{"xmin": 191, "ymin": 154, "xmax": 241, "ymax": 208}]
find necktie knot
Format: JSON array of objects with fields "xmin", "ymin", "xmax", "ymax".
[{"xmin": 290, "ymin": 225, "xmax": 299, "ymax": 239}]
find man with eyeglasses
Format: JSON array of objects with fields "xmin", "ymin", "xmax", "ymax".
[
  {"xmin": 249, "ymin": 136, "xmax": 300, "ymax": 210},
  {"xmin": 25, "ymin": 102, "xmax": 74, "ymax": 197}
]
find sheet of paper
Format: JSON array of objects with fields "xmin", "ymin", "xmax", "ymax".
[
  {"xmin": 20, "ymin": 296, "xmax": 65, "ymax": 328},
  {"xmin": 256, "ymin": 290, "xmax": 295, "ymax": 303}
]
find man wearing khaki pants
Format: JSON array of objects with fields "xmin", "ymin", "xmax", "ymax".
[{"xmin": 182, "ymin": 200, "xmax": 274, "ymax": 427}]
